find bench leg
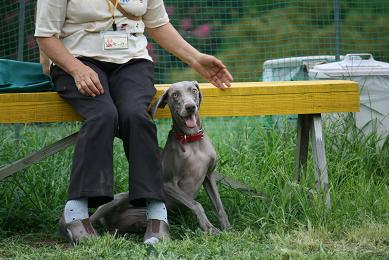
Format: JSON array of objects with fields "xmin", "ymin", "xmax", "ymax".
[
  {"xmin": 294, "ymin": 114, "xmax": 311, "ymax": 182},
  {"xmin": 294, "ymin": 114, "xmax": 331, "ymax": 209},
  {"xmin": 0, "ymin": 132, "xmax": 78, "ymax": 181},
  {"xmin": 310, "ymin": 114, "xmax": 331, "ymax": 209}
]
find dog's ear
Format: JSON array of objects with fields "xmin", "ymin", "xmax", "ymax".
[
  {"xmin": 192, "ymin": 81, "xmax": 202, "ymax": 105},
  {"xmin": 149, "ymin": 88, "xmax": 169, "ymax": 119}
]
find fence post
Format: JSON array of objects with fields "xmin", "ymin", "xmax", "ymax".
[
  {"xmin": 334, "ymin": 0, "xmax": 341, "ymax": 61},
  {"xmin": 15, "ymin": 0, "xmax": 26, "ymax": 144},
  {"xmin": 17, "ymin": 0, "xmax": 25, "ymax": 62}
]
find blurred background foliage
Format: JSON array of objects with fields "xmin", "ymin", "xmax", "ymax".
[{"xmin": 1, "ymin": 0, "xmax": 389, "ymax": 83}]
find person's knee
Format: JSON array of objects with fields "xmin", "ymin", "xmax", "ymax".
[
  {"xmin": 121, "ymin": 107, "xmax": 150, "ymax": 125},
  {"xmin": 88, "ymin": 105, "xmax": 118, "ymax": 129},
  {"xmin": 119, "ymin": 107, "xmax": 156, "ymax": 133}
]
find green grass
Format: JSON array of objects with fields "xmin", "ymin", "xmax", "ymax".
[{"xmin": 0, "ymin": 115, "xmax": 388, "ymax": 259}]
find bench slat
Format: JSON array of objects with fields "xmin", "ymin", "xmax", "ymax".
[{"xmin": 0, "ymin": 80, "xmax": 359, "ymax": 123}]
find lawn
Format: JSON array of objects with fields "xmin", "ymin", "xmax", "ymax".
[{"xmin": 0, "ymin": 116, "xmax": 388, "ymax": 259}]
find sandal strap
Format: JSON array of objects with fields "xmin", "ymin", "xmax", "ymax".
[{"xmin": 81, "ymin": 218, "xmax": 97, "ymax": 235}]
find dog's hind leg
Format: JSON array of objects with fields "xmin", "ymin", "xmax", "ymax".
[
  {"xmin": 164, "ymin": 183, "xmax": 219, "ymax": 234},
  {"xmin": 90, "ymin": 192, "xmax": 148, "ymax": 234},
  {"xmin": 203, "ymin": 174, "xmax": 231, "ymax": 230},
  {"xmin": 90, "ymin": 192, "xmax": 130, "ymax": 223}
]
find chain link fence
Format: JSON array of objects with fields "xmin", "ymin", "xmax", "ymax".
[{"xmin": 1, "ymin": 0, "xmax": 389, "ymax": 83}]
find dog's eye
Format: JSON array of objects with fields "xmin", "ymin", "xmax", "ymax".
[
  {"xmin": 192, "ymin": 89, "xmax": 198, "ymax": 94},
  {"xmin": 172, "ymin": 92, "xmax": 178, "ymax": 98}
]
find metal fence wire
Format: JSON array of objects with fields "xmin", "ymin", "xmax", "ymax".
[{"xmin": 1, "ymin": 0, "xmax": 389, "ymax": 83}]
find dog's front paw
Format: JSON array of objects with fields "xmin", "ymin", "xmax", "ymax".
[
  {"xmin": 199, "ymin": 220, "xmax": 220, "ymax": 234},
  {"xmin": 220, "ymin": 221, "xmax": 232, "ymax": 230},
  {"xmin": 207, "ymin": 226, "xmax": 220, "ymax": 235}
]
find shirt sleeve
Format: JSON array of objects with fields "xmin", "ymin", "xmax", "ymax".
[
  {"xmin": 143, "ymin": 0, "xmax": 169, "ymax": 28},
  {"xmin": 34, "ymin": 0, "xmax": 67, "ymax": 37}
]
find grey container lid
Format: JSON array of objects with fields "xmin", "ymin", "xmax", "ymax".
[
  {"xmin": 263, "ymin": 55, "xmax": 341, "ymax": 69},
  {"xmin": 309, "ymin": 53, "xmax": 389, "ymax": 78}
]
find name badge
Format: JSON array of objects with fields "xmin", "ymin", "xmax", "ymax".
[{"xmin": 102, "ymin": 33, "xmax": 128, "ymax": 50}]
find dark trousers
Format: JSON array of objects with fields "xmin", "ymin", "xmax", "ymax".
[{"xmin": 50, "ymin": 57, "xmax": 165, "ymax": 208}]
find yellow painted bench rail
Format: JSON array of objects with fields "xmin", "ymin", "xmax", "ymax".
[{"xmin": 0, "ymin": 80, "xmax": 359, "ymax": 124}]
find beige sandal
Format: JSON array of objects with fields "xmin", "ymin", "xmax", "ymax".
[
  {"xmin": 144, "ymin": 219, "xmax": 171, "ymax": 245},
  {"xmin": 59, "ymin": 216, "xmax": 98, "ymax": 245}
]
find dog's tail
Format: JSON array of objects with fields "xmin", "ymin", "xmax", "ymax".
[{"xmin": 213, "ymin": 172, "xmax": 269, "ymax": 201}]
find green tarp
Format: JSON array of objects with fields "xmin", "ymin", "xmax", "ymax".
[{"xmin": 0, "ymin": 59, "xmax": 53, "ymax": 93}]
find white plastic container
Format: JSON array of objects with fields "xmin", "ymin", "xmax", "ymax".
[
  {"xmin": 262, "ymin": 55, "xmax": 343, "ymax": 82},
  {"xmin": 309, "ymin": 53, "xmax": 389, "ymax": 143}
]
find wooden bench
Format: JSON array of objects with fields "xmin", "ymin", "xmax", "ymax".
[{"xmin": 0, "ymin": 80, "xmax": 360, "ymax": 208}]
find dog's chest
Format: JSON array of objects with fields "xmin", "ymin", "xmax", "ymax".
[
  {"xmin": 175, "ymin": 141, "xmax": 214, "ymax": 174},
  {"xmin": 177, "ymin": 147, "xmax": 213, "ymax": 196},
  {"xmin": 162, "ymin": 137, "xmax": 217, "ymax": 197}
]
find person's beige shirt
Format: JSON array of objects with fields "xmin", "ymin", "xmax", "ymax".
[{"xmin": 35, "ymin": 0, "xmax": 169, "ymax": 64}]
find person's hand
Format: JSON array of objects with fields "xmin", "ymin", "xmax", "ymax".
[
  {"xmin": 69, "ymin": 64, "xmax": 104, "ymax": 97},
  {"xmin": 190, "ymin": 53, "xmax": 233, "ymax": 89}
]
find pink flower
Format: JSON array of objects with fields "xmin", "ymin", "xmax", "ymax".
[
  {"xmin": 181, "ymin": 18, "xmax": 191, "ymax": 31},
  {"xmin": 4, "ymin": 11, "xmax": 17, "ymax": 23},
  {"xmin": 27, "ymin": 34, "xmax": 36, "ymax": 49},
  {"xmin": 147, "ymin": 43, "xmax": 157, "ymax": 62},
  {"xmin": 192, "ymin": 24, "xmax": 211, "ymax": 38},
  {"xmin": 165, "ymin": 5, "xmax": 175, "ymax": 16}
]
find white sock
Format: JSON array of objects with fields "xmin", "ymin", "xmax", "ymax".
[
  {"xmin": 64, "ymin": 198, "xmax": 89, "ymax": 223},
  {"xmin": 146, "ymin": 200, "xmax": 168, "ymax": 224}
]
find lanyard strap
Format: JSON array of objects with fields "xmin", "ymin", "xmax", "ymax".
[
  {"xmin": 106, "ymin": 0, "xmax": 118, "ymax": 30},
  {"xmin": 106, "ymin": 0, "xmax": 142, "ymax": 24}
]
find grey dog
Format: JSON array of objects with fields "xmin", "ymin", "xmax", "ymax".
[{"xmin": 90, "ymin": 81, "xmax": 230, "ymax": 234}]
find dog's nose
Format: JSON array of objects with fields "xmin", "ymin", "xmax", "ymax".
[{"xmin": 185, "ymin": 104, "xmax": 196, "ymax": 114}]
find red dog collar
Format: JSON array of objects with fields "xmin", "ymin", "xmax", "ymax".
[{"xmin": 174, "ymin": 130, "xmax": 204, "ymax": 144}]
